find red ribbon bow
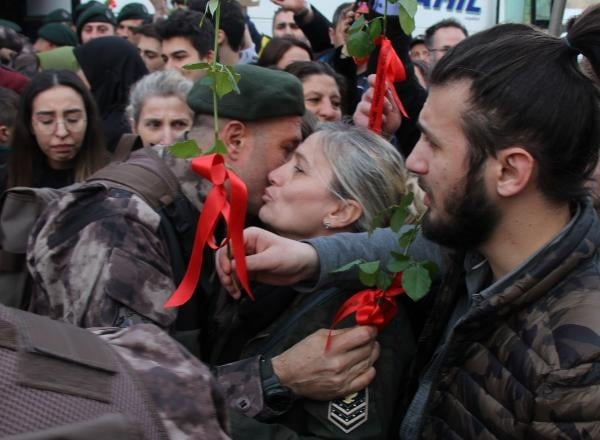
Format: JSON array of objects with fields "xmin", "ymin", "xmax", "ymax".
[
  {"xmin": 164, "ymin": 154, "xmax": 253, "ymax": 308},
  {"xmin": 326, "ymin": 274, "xmax": 404, "ymax": 350},
  {"xmin": 368, "ymin": 36, "xmax": 409, "ymax": 135}
]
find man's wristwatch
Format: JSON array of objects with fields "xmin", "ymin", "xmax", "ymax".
[{"xmin": 259, "ymin": 355, "xmax": 295, "ymax": 412}]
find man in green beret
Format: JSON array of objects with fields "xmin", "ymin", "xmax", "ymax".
[
  {"xmin": 116, "ymin": 2, "xmax": 151, "ymax": 44},
  {"xmin": 0, "ymin": 19, "xmax": 22, "ymax": 34},
  {"xmin": 43, "ymin": 8, "xmax": 73, "ymax": 30},
  {"xmin": 28, "ymin": 63, "xmax": 307, "ymax": 348},
  {"xmin": 76, "ymin": 3, "xmax": 116, "ymax": 43},
  {"xmin": 33, "ymin": 23, "xmax": 78, "ymax": 52}
]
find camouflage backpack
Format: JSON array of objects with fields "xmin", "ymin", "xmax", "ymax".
[
  {"xmin": 0, "ymin": 303, "xmax": 230, "ymax": 438},
  {"xmin": 0, "ymin": 140, "xmax": 191, "ymax": 312}
]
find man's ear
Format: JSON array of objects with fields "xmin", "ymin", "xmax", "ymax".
[
  {"xmin": 324, "ymin": 199, "xmax": 363, "ymax": 230},
  {"xmin": 220, "ymin": 120, "xmax": 248, "ymax": 162},
  {"xmin": 129, "ymin": 119, "xmax": 137, "ymax": 134},
  {"xmin": 217, "ymin": 29, "xmax": 226, "ymax": 45},
  {"xmin": 200, "ymin": 49, "xmax": 215, "ymax": 64},
  {"xmin": 495, "ymin": 147, "xmax": 535, "ymax": 197}
]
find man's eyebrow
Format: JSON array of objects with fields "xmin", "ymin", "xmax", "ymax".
[{"xmin": 416, "ymin": 120, "xmax": 443, "ymax": 146}]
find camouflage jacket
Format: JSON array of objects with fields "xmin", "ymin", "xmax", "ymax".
[
  {"xmin": 26, "ymin": 145, "xmax": 211, "ymax": 329},
  {"xmin": 211, "ymin": 284, "xmax": 415, "ymax": 439},
  {"xmin": 94, "ymin": 324, "xmax": 231, "ymax": 439},
  {"xmin": 310, "ymin": 201, "xmax": 600, "ymax": 439},
  {"xmin": 405, "ymin": 201, "xmax": 600, "ymax": 439},
  {"xmin": 26, "ymin": 145, "xmax": 269, "ymax": 422}
]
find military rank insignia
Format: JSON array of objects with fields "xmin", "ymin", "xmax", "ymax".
[{"xmin": 328, "ymin": 388, "xmax": 369, "ymax": 433}]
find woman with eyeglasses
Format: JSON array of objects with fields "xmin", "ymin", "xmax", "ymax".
[
  {"xmin": 6, "ymin": 69, "xmax": 108, "ymax": 190},
  {"xmin": 206, "ymin": 122, "xmax": 425, "ymax": 439}
]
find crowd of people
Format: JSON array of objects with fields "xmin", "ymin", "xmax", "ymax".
[{"xmin": 0, "ymin": 0, "xmax": 599, "ymax": 438}]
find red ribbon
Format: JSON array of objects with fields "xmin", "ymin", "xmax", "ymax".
[
  {"xmin": 368, "ymin": 37, "xmax": 409, "ymax": 135},
  {"xmin": 164, "ymin": 154, "xmax": 253, "ymax": 308},
  {"xmin": 326, "ymin": 274, "xmax": 404, "ymax": 350}
]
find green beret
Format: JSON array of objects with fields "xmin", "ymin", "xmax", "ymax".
[
  {"xmin": 187, "ymin": 64, "xmax": 305, "ymax": 121},
  {"xmin": 76, "ymin": 3, "xmax": 116, "ymax": 37},
  {"xmin": 37, "ymin": 46, "xmax": 79, "ymax": 71},
  {"xmin": 37, "ymin": 23, "xmax": 78, "ymax": 47},
  {"xmin": 43, "ymin": 9, "xmax": 72, "ymax": 24},
  {"xmin": 74, "ymin": 1, "xmax": 101, "ymax": 22},
  {"xmin": 0, "ymin": 19, "xmax": 22, "ymax": 34},
  {"xmin": 117, "ymin": 3, "xmax": 150, "ymax": 23}
]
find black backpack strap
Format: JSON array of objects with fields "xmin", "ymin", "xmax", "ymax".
[
  {"xmin": 88, "ymin": 148, "xmax": 180, "ymax": 210},
  {"xmin": 111, "ymin": 133, "xmax": 143, "ymax": 163}
]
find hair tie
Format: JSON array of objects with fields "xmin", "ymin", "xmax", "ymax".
[{"xmin": 562, "ymin": 36, "xmax": 580, "ymax": 55}]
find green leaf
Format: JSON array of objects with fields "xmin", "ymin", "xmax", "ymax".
[
  {"xmin": 400, "ymin": 0, "xmax": 418, "ymax": 16},
  {"xmin": 399, "ymin": 192, "xmax": 415, "ymax": 209},
  {"xmin": 398, "ymin": 226, "xmax": 418, "ymax": 249},
  {"xmin": 368, "ymin": 17, "xmax": 383, "ymax": 41},
  {"xmin": 205, "ymin": 138, "xmax": 228, "ymax": 155},
  {"xmin": 348, "ymin": 15, "xmax": 365, "ymax": 34},
  {"xmin": 225, "ymin": 65, "xmax": 241, "ymax": 94},
  {"xmin": 346, "ymin": 30, "xmax": 375, "ymax": 59},
  {"xmin": 369, "ymin": 210, "xmax": 387, "ymax": 235},
  {"xmin": 423, "ymin": 261, "xmax": 439, "ymax": 278},
  {"xmin": 359, "ymin": 269, "xmax": 377, "ymax": 287},
  {"xmin": 359, "ymin": 261, "xmax": 380, "ymax": 274},
  {"xmin": 215, "ymin": 72, "xmax": 234, "ymax": 97},
  {"xmin": 399, "ymin": 9, "xmax": 416, "ymax": 36},
  {"xmin": 183, "ymin": 62, "xmax": 211, "ymax": 71},
  {"xmin": 377, "ymin": 271, "xmax": 393, "ymax": 290},
  {"xmin": 390, "ymin": 206, "xmax": 409, "ymax": 232},
  {"xmin": 402, "ymin": 265, "xmax": 431, "ymax": 301},
  {"xmin": 208, "ymin": 0, "xmax": 219, "ymax": 16},
  {"xmin": 387, "ymin": 254, "xmax": 412, "ymax": 273},
  {"xmin": 169, "ymin": 140, "xmax": 202, "ymax": 159},
  {"xmin": 331, "ymin": 259, "xmax": 364, "ymax": 273}
]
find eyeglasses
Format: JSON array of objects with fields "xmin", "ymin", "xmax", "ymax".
[{"xmin": 32, "ymin": 117, "xmax": 87, "ymax": 135}]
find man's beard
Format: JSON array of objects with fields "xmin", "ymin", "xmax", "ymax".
[{"xmin": 421, "ymin": 170, "xmax": 500, "ymax": 250}]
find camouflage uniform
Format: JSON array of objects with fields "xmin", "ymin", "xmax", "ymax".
[
  {"xmin": 209, "ymin": 285, "xmax": 415, "ymax": 439},
  {"xmin": 310, "ymin": 201, "xmax": 600, "ymax": 439},
  {"xmin": 93, "ymin": 324, "xmax": 230, "ymax": 439},
  {"xmin": 26, "ymin": 144, "xmax": 270, "ymax": 420},
  {"xmin": 26, "ymin": 145, "xmax": 210, "ymax": 329}
]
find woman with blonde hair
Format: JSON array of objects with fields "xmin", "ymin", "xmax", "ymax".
[{"xmin": 207, "ymin": 122, "xmax": 423, "ymax": 439}]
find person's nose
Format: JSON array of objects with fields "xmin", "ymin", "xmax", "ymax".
[
  {"xmin": 160, "ymin": 127, "xmax": 175, "ymax": 145},
  {"xmin": 319, "ymin": 101, "xmax": 338, "ymax": 121},
  {"xmin": 53, "ymin": 121, "xmax": 69, "ymax": 138},
  {"xmin": 405, "ymin": 136, "xmax": 428, "ymax": 175},
  {"xmin": 267, "ymin": 162, "xmax": 289, "ymax": 186}
]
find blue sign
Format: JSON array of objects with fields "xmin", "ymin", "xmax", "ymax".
[{"xmin": 417, "ymin": 0, "xmax": 482, "ymax": 14}]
